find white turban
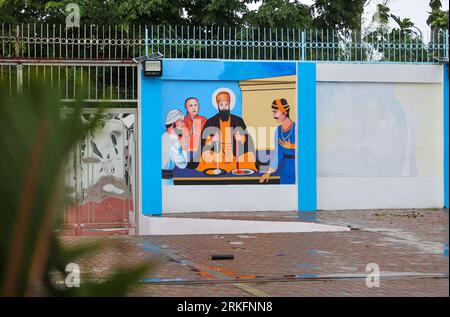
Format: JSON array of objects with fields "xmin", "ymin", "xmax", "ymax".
[{"xmin": 165, "ymin": 109, "xmax": 184, "ymax": 125}]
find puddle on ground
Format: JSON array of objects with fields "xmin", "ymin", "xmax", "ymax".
[
  {"xmin": 141, "ymin": 240, "xmax": 162, "ymax": 255},
  {"xmin": 142, "ymin": 277, "xmax": 187, "ymax": 283},
  {"xmin": 298, "ymin": 213, "xmax": 317, "ymax": 222},
  {"xmin": 297, "ymin": 274, "xmax": 319, "ymax": 279},
  {"xmin": 237, "ymin": 235, "xmax": 257, "ymax": 239}
]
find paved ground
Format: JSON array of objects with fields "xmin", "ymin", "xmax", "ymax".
[{"xmin": 60, "ymin": 208, "xmax": 449, "ymax": 297}]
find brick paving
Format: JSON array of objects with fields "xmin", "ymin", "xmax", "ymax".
[
  {"xmin": 59, "ymin": 208, "xmax": 449, "ymax": 296},
  {"xmin": 250, "ymin": 278, "xmax": 449, "ymax": 297}
]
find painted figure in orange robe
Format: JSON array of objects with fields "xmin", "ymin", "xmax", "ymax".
[
  {"xmin": 183, "ymin": 97, "xmax": 207, "ymax": 168},
  {"xmin": 196, "ymin": 90, "xmax": 257, "ymax": 173}
]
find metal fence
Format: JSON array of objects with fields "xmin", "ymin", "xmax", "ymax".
[
  {"xmin": 0, "ymin": 60, "xmax": 137, "ymax": 103},
  {"xmin": 0, "ymin": 24, "xmax": 140, "ymax": 102},
  {"xmin": 1, "ymin": 23, "xmax": 448, "ymax": 103},
  {"xmin": 1, "ymin": 23, "xmax": 448, "ymax": 63}
]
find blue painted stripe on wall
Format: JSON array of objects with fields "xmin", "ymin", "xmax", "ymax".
[
  {"xmin": 444, "ymin": 64, "xmax": 449, "ymax": 208},
  {"xmin": 297, "ymin": 62, "xmax": 317, "ymax": 212},
  {"xmin": 162, "ymin": 60, "xmax": 296, "ymax": 81},
  {"xmin": 141, "ymin": 73, "xmax": 162, "ymax": 215}
]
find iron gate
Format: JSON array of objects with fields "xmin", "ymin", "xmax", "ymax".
[
  {"xmin": 63, "ymin": 109, "xmax": 137, "ymax": 235},
  {"xmin": 1, "ymin": 60, "xmax": 139, "ymax": 235}
]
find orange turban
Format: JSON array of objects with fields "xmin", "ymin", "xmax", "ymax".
[
  {"xmin": 271, "ymin": 98, "xmax": 290, "ymax": 114},
  {"xmin": 216, "ymin": 91, "xmax": 231, "ymax": 104}
]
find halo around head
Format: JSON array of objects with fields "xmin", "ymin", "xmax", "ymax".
[{"xmin": 212, "ymin": 87, "xmax": 236, "ymax": 111}]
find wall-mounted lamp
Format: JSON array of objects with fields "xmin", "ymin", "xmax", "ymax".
[
  {"xmin": 133, "ymin": 52, "xmax": 164, "ymax": 77},
  {"xmin": 144, "ymin": 59, "xmax": 163, "ymax": 77}
]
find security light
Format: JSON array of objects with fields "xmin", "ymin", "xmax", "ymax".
[{"xmin": 144, "ymin": 59, "xmax": 163, "ymax": 77}]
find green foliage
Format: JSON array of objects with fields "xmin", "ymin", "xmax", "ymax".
[
  {"xmin": 0, "ymin": 0, "xmax": 252, "ymax": 26},
  {"xmin": 244, "ymin": 0, "xmax": 312, "ymax": 29},
  {"xmin": 373, "ymin": 1, "xmax": 390, "ymax": 26},
  {"xmin": 430, "ymin": 0, "xmax": 443, "ymax": 11},
  {"xmin": 427, "ymin": 0, "xmax": 449, "ymax": 29},
  {"xmin": 390, "ymin": 14, "xmax": 415, "ymax": 33},
  {"xmin": 0, "ymin": 0, "xmax": 180, "ymax": 25},
  {"xmin": 183, "ymin": 0, "xmax": 251, "ymax": 27},
  {"xmin": 312, "ymin": 0, "xmax": 368, "ymax": 30},
  {"xmin": 0, "ymin": 79, "xmax": 152, "ymax": 296},
  {"xmin": 364, "ymin": 28, "xmax": 423, "ymax": 62}
]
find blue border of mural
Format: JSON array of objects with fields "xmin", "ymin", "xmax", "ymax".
[
  {"xmin": 141, "ymin": 60, "xmax": 317, "ymax": 215},
  {"xmin": 161, "ymin": 60, "xmax": 297, "ymax": 81},
  {"xmin": 141, "ymin": 75, "xmax": 163, "ymax": 215},
  {"xmin": 297, "ymin": 63, "xmax": 317, "ymax": 212},
  {"xmin": 444, "ymin": 64, "xmax": 449, "ymax": 208}
]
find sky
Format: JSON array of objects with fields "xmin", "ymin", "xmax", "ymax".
[{"xmin": 247, "ymin": 0, "xmax": 449, "ymax": 34}]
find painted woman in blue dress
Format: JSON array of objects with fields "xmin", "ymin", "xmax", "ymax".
[{"xmin": 259, "ymin": 98, "xmax": 296, "ymax": 184}]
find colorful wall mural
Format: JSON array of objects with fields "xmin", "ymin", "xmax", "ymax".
[
  {"xmin": 141, "ymin": 61, "xmax": 446, "ymax": 215},
  {"xmin": 160, "ymin": 67, "xmax": 297, "ymax": 186},
  {"xmin": 141, "ymin": 61, "xmax": 316, "ymax": 214}
]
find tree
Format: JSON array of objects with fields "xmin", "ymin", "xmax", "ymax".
[
  {"xmin": 182, "ymin": 0, "xmax": 251, "ymax": 27},
  {"xmin": 390, "ymin": 15, "xmax": 415, "ymax": 33},
  {"xmin": 6, "ymin": 0, "xmax": 187, "ymax": 25},
  {"xmin": 372, "ymin": 1, "xmax": 390, "ymax": 27},
  {"xmin": 243, "ymin": 0, "xmax": 312, "ymax": 29},
  {"xmin": 0, "ymin": 0, "xmax": 252, "ymax": 26},
  {"xmin": 427, "ymin": 0, "xmax": 449, "ymax": 29},
  {"xmin": 0, "ymin": 0, "xmax": 56, "ymax": 24},
  {"xmin": 429, "ymin": 0, "xmax": 443, "ymax": 11},
  {"xmin": 364, "ymin": 3, "xmax": 426, "ymax": 64},
  {"xmin": 312, "ymin": 0, "xmax": 369, "ymax": 30}
]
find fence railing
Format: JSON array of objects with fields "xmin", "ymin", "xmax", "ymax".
[
  {"xmin": 1, "ymin": 23, "xmax": 448, "ymax": 102},
  {"xmin": 0, "ymin": 60, "xmax": 138, "ymax": 103},
  {"xmin": 1, "ymin": 24, "xmax": 448, "ymax": 63}
]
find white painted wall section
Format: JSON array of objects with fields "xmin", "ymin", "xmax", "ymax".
[
  {"xmin": 318, "ymin": 177, "xmax": 444, "ymax": 210},
  {"xmin": 317, "ymin": 63, "xmax": 442, "ymax": 83},
  {"xmin": 163, "ymin": 185, "xmax": 297, "ymax": 213},
  {"xmin": 316, "ymin": 64, "xmax": 444, "ymax": 210}
]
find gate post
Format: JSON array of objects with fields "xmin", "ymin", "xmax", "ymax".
[{"xmin": 301, "ymin": 31, "xmax": 306, "ymax": 61}]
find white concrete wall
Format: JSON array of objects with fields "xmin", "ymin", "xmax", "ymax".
[
  {"xmin": 163, "ymin": 185, "xmax": 297, "ymax": 213},
  {"xmin": 317, "ymin": 64, "xmax": 444, "ymax": 210},
  {"xmin": 160, "ymin": 64, "xmax": 444, "ymax": 213}
]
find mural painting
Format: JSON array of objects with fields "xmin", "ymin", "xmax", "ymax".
[{"xmin": 161, "ymin": 73, "xmax": 297, "ymax": 185}]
